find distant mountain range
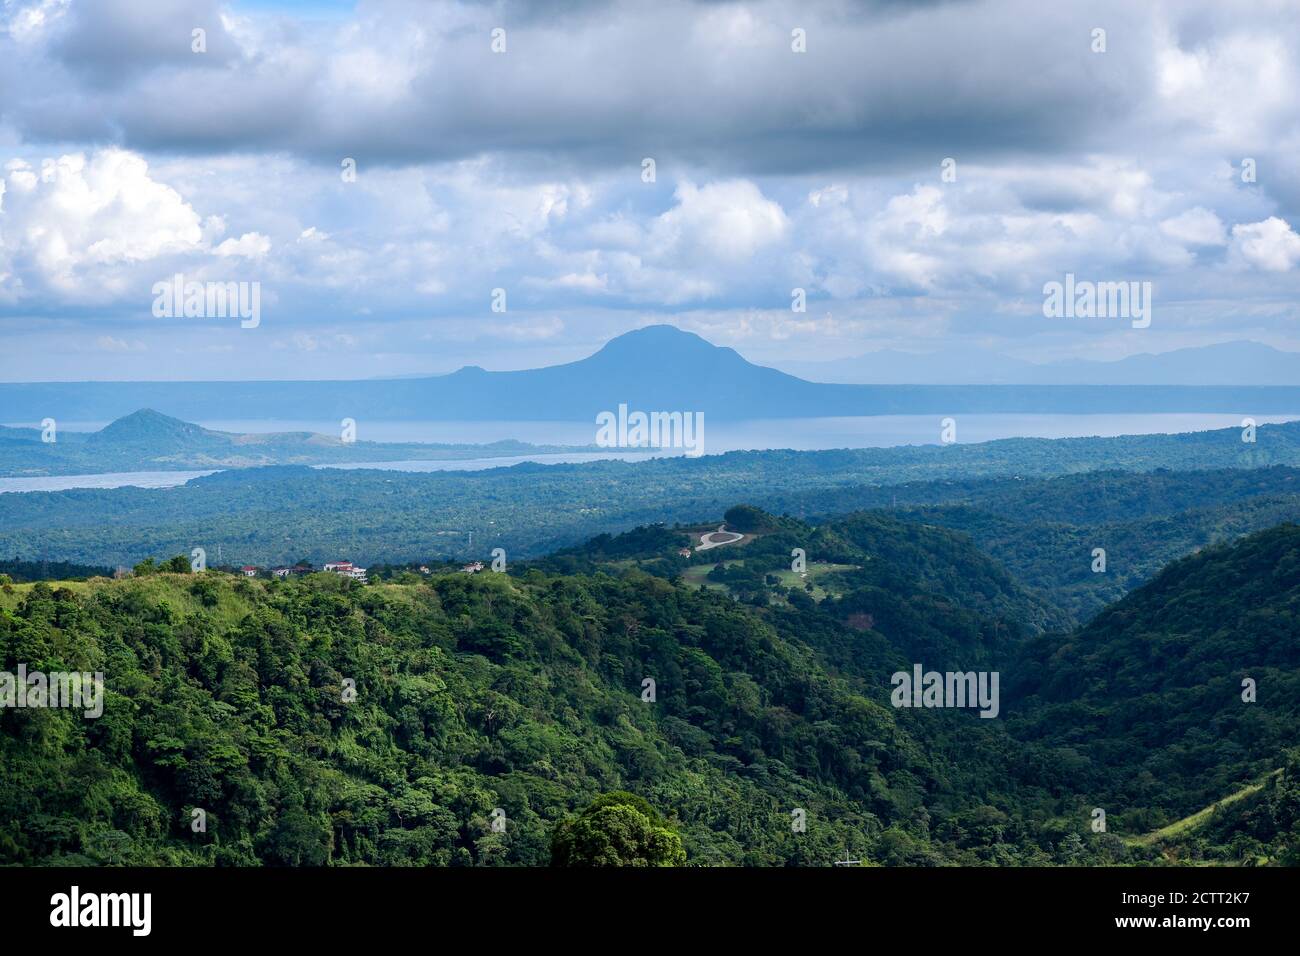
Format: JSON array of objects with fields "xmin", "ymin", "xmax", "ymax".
[
  {"xmin": 0, "ymin": 409, "xmax": 595, "ymax": 478},
  {"xmin": 778, "ymin": 339, "xmax": 1300, "ymax": 386},
  {"xmin": 1, "ymin": 326, "xmax": 1299, "ymax": 423}
]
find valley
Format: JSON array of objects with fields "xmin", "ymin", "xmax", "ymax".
[
  {"xmin": 4, "ymin": 332, "xmax": 1300, "ymax": 870},
  {"xmin": 3, "ymin": 503, "xmax": 1297, "ymax": 866}
]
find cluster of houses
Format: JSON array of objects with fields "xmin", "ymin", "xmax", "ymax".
[
  {"xmin": 230, "ymin": 558, "xmax": 515, "ymax": 581},
  {"xmin": 235, "ymin": 561, "xmax": 367, "ymax": 582},
  {"xmin": 322, "ymin": 560, "xmax": 368, "ymax": 581}
]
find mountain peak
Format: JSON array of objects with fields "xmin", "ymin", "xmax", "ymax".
[
  {"xmin": 598, "ymin": 324, "xmax": 719, "ymax": 353},
  {"xmin": 89, "ymin": 408, "xmax": 212, "ymax": 445},
  {"xmin": 588, "ymin": 324, "xmax": 751, "ymax": 371}
]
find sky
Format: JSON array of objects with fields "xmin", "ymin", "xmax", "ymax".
[{"xmin": 0, "ymin": 0, "xmax": 1298, "ymax": 381}]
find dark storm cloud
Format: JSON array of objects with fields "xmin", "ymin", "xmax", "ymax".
[
  {"xmin": 50, "ymin": 0, "xmax": 243, "ymax": 84},
  {"xmin": 3, "ymin": 0, "xmax": 1156, "ymax": 175}
]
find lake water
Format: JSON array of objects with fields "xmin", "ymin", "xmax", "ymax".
[
  {"xmin": 0, "ymin": 470, "xmax": 219, "ymax": 494},
  {"xmin": 2, "ymin": 412, "xmax": 1296, "ymax": 494}
]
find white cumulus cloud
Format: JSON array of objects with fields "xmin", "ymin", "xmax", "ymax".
[
  {"xmin": 0, "ymin": 149, "xmax": 203, "ymax": 295},
  {"xmin": 1229, "ymin": 217, "xmax": 1300, "ymax": 272},
  {"xmin": 649, "ymin": 180, "xmax": 789, "ymax": 264},
  {"xmin": 1159, "ymin": 207, "xmax": 1227, "ymax": 246}
]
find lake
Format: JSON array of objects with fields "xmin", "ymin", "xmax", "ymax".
[
  {"xmin": 0, "ymin": 470, "xmax": 220, "ymax": 494},
  {"xmin": 2, "ymin": 412, "xmax": 1295, "ymax": 494}
]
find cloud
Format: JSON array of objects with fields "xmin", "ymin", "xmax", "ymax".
[
  {"xmin": 2, "ymin": 0, "xmax": 71, "ymax": 43},
  {"xmin": 648, "ymin": 179, "xmax": 789, "ymax": 263},
  {"xmin": 0, "ymin": 149, "xmax": 203, "ymax": 297},
  {"xmin": 1154, "ymin": 27, "xmax": 1297, "ymax": 148},
  {"xmin": 214, "ymin": 232, "xmax": 271, "ymax": 258},
  {"xmin": 95, "ymin": 334, "xmax": 144, "ymax": 352},
  {"xmin": 1159, "ymin": 207, "xmax": 1227, "ymax": 247},
  {"xmin": 1229, "ymin": 217, "xmax": 1300, "ymax": 272},
  {"xmin": 0, "ymin": 0, "xmax": 1216, "ymax": 173},
  {"xmin": 34, "ymin": 0, "xmax": 241, "ymax": 83},
  {"xmin": 2, "ymin": 0, "xmax": 1300, "ymax": 379}
]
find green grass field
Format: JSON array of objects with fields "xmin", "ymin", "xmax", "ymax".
[
  {"xmin": 770, "ymin": 563, "xmax": 857, "ymax": 599},
  {"xmin": 1126, "ymin": 769, "xmax": 1283, "ymax": 849},
  {"xmin": 678, "ymin": 560, "xmax": 857, "ymax": 599},
  {"xmin": 679, "ymin": 561, "xmax": 739, "ymax": 592},
  {"xmin": 1, "ymin": 578, "xmax": 97, "ymax": 613}
]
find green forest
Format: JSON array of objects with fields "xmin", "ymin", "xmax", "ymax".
[
  {"xmin": 4, "ymin": 507, "xmax": 1298, "ymax": 866},
  {"xmin": 1, "ymin": 420, "xmax": 1298, "ymax": 572}
]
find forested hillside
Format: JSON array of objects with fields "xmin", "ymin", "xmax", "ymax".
[
  {"xmin": 1007, "ymin": 524, "xmax": 1300, "ymax": 829},
  {"xmin": 3, "ymin": 424, "xmax": 1298, "ymax": 578},
  {"xmin": 864, "ymin": 467, "xmax": 1300, "ymax": 621},
  {"xmin": 0, "ymin": 566, "xmax": 996, "ymax": 865},
  {"xmin": 4, "ymin": 517, "xmax": 1298, "ymax": 866}
]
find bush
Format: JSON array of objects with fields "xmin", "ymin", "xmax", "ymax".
[{"xmin": 723, "ymin": 504, "xmax": 776, "ymax": 534}]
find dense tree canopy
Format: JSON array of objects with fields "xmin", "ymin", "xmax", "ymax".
[
  {"xmin": 3, "ymin": 515, "xmax": 1298, "ymax": 866},
  {"xmin": 551, "ymin": 792, "xmax": 685, "ymax": 867}
]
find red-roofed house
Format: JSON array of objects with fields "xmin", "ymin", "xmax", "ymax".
[{"xmin": 324, "ymin": 560, "xmax": 367, "ymax": 582}]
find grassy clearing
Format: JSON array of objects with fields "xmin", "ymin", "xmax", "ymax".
[
  {"xmin": 3, "ymin": 573, "xmax": 285, "ymax": 626},
  {"xmin": 679, "ymin": 560, "xmax": 857, "ymax": 599},
  {"xmin": 0, "ymin": 578, "xmax": 99, "ymax": 612},
  {"xmin": 770, "ymin": 563, "xmax": 857, "ymax": 599},
  {"xmin": 1126, "ymin": 770, "xmax": 1282, "ymax": 847},
  {"xmin": 679, "ymin": 561, "xmax": 738, "ymax": 592}
]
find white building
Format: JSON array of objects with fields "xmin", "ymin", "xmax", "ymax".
[{"xmin": 324, "ymin": 561, "xmax": 367, "ymax": 582}]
